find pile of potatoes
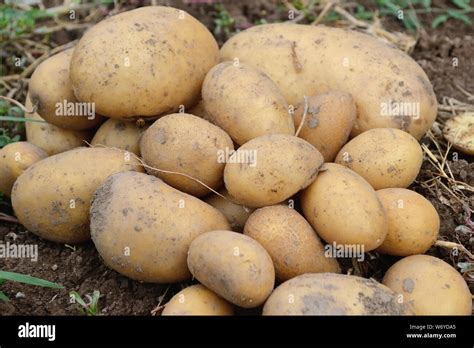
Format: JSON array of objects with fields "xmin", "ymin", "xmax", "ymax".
[{"xmin": 1, "ymin": 6, "xmax": 471, "ymax": 316}]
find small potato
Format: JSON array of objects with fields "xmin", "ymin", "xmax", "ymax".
[
  {"xmin": 224, "ymin": 134, "xmax": 323, "ymax": 208},
  {"xmin": 335, "ymin": 128, "xmax": 423, "ymax": 189},
  {"xmin": 187, "ymin": 100, "xmax": 211, "ymax": 121},
  {"xmin": 244, "ymin": 205, "xmax": 340, "ymax": 281},
  {"xmin": 376, "ymin": 188, "xmax": 439, "ymax": 256},
  {"xmin": 187, "ymin": 230, "xmax": 275, "ymax": 308},
  {"xmin": 294, "ymin": 91, "xmax": 356, "ymax": 162},
  {"xmin": 263, "ymin": 273, "xmax": 414, "ymax": 315},
  {"xmin": 90, "ymin": 172, "xmax": 230, "ymax": 283},
  {"xmin": 202, "ymin": 62, "xmax": 294, "ymax": 145},
  {"xmin": 140, "ymin": 113, "xmax": 234, "ymax": 197},
  {"xmin": 162, "ymin": 284, "xmax": 234, "ymax": 316},
  {"xmin": 301, "ymin": 163, "xmax": 387, "ymax": 251},
  {"xmin": 443, "ymin": 112, "xmax": 474, "ymax": 155},
  {"xmin": 0, "ymin": 142, "xmax": 47, "ymax": 197},
  {"xmin": 383, "ymin": 255, "xmax": 472, "ymax": 315}
]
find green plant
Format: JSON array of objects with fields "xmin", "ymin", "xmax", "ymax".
[
  {"xmin": 213, "ymin": 4, "xmax": 235, "ymax": 38},
  {"xmin": 70, "ymin": 290, "xmax": 102, "ymax": 316},
  {"xmin": 0, "ymin": 270, "xmax": 64, "ymax": 302}
]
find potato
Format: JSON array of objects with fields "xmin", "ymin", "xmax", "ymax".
[
  {"xmin": 244, "ymin": 205, "xmax": 341, "ymax": 282},
  {"xmin": 202, "ymin": 62, "xmax": 294, "ymax": 145},
  {"xmin": 11, "ymin": 147, "xmax": 143, "ymax": 243},
  {"xmin": 443, "ymin": 112, "xmax": 474, "ymax": 155},
  {"xmin": 376, "ymin": 188, "xmax": 439, "ymax": 256},
  {"xmin": 301, "ymin": 163, "xmax": 387, "ymax": 251},
  {"xmin": 224, "ymin": 134, "xmax": 323, "ymax": 208},
  {"xmin": 70, "ymin": 6, "xmax": 219, "ymax": 118},
  {"xmin": 140, "ymin": 113, "xmax": 234, "ymax": 197},
  {"xmin": 91, "ymin": 118, "xmax": 147, "ymax": 156},
  {"xmin": 383, "ymin": 255, "xmax": 472, "ymax": 315},
  {"xmin": 263, "ymin": 273, "xmax": 414, "ymax": 315},
  {"xmin": 187, "ymin": 230, "xmax": 275, "ymax": 308},
  {"xmin": 335, "ymin": 128, "xmax": 423, "ymax": 189},
  {"xmin": 0, "ymin": 142, "xmax": 47, "ymax": 197},
  {"xmin": 162, "ymin": 284, "xmax": 234, "ymax": 316},
  {"xmin": 29, "ymin": 49, "xmax": 104, "ymax": 130},
  {"xmin": 293, "ymin": 91, "xmax": 356, "ymax": 162},
  {"xmin": 220, "ymin": 24, "xmax": 437, "ymax": 140},
  {"xmin": 187, "ymin": 100, "xmax": 211, "ymax": 121},
  {"xmin": 90, "ymin": 172, "xmax": 230, "ymax": 283}
]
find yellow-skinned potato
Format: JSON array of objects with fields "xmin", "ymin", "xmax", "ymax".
[
  {"xmin": 224, "ymin": 134, "xmax": 323, "ymax": 208},
  {"xmin": 244, "ymin": 205, "xmax": 341, "ymax": 282},
  {"xmin": 70, "ymin": 6, "xmax": 219, "ymax": 119},
  {"xmin": 263, "ymin": 273, "xmax": 414, "ymax": 315},
  {"xmin": 140, "ymin": 113, "xmax": 234, "ymax": 197},
  {"xmin": 187, "ymin": 230, "xmax": 275, "ymax": 308},
  {"xmin": 293, "ymin": 91, "xmax": 356, "ymax": 162},
  {"xmin": 90, "ymin": 172, "xmax": 230, "ymax": 283},
  {"xmin": 301, "ymin": 163, "xmax": 387, "ymax": 251},
  {"xmin": 220, "ymin": 24, "xmax": 437, "ymax": 140},
  {"xmin": 29, "ymin": 49, "xmax": 104, "ymax": 130},
  {"xmin": 162, "ymin": 285, "xmax": 234, "ymax": 316},
  {"xmin": 383, "ymin": 255, "xmax": 472, "ymax": 315},
  {"xmin": 376, "ymin": 188, "xmax": 439, "ymax": 256},
  {"xmin": 335, "ymin": 128, "xmax": 423, "ymax": 190},
  {"xmin": 187, "ymin": 100, "xmax": 211, "ymax": 121},
  {"xmin": 11, "ymin": 147, "xmax": 143, "ymax": 244},
  {"xmin": 0, "ymin": 142, "xmax": 48, "ymax": 197},
  {"xmin": 202, "ymin": 62, "xmax": 294, "ymax": 145}
]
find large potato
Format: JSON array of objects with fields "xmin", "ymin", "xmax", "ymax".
[
  {"xmin": 383, "ymin": 255, "xmax": 472, "ymax": 315},
  {"xmin": 244, "ymin": 205, "xmax": 340, "ymax": 282},
  {"xmin": 301, "ymin": 163, "xmax": 387, "ymax": 251},
  {"xmin": 187, "ymin": 230, "xmax": 275, "ymax": 308},
  {"xmin": 220, "ymin": 24, "xmax": 437, "ymax": 140},
  {"xmin": 335, "ymin": 128, "xmax": 423, "ymax": 189},
  {"xmin": 376, "ymin": 188, "xmax": 439, "ymax": 256},
  {"xmin": 70, "ymin": 6, "xmax": 219, "ymax": 118},
  {"xmin": 224, "ymin": 134, "xmax": 323, "ymax": 208},
  {"xmin": 11, "ymin": 147, "xmax": 143, "ymax": 243},
  {"xmin": 140, "ymin": 113, "xmax": 234, "ymax": 197},
  {"xmin": 90, "ymin": 172, "xmax": 230, "ymax": 283},
  {"xmin": 202, "ymin": 62, "xmax": 294, "ymax": 145},
  {"xmin": 263, "ymin": 273, "xmax": 414, "ymax": 315}
]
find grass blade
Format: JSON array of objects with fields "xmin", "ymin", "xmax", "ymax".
[{"xmin": 0, "ymin": 271, "xmax": 63, "ymax": 289}]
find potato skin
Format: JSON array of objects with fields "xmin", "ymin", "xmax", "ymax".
[
  {"xmin": 0, "ymin": 142, "xmax": 48, "ymax": 197},
  {"xmin": 90, "ymin": 172, "xmax": 230, "ymax": 283},
  {"xmin": 140, "ymin": 113, "xmax": 234, "ymax": 197},
  {"xmin": 383, "ymin": 255, "xmax": 472, "ymax": 315},
  {"xmin": 202, "ymin": 62, "xmax": 294, "ymax": 145},
  {"xmin": 293, "ymin": 91, "xmax": 356, "ymax": 162},
  {"xmin": 187, "ymin": 230, "xmax": 275, "ymax": 308},
  {"xmin": 162, "ymin": 284, "xmax": 234, "ymax": 316},
  {"xmin": 244, "ymin": 205, "xmax": 340, "ymax": 282},
  {"xmin": 220, "ymin": 24, "xmax": 437, "ymax": 140},
  {"xmin": 335, "ymin": 128, "xmax": 423, "ymax": 189},
  {"xmin": 70, "ymin": 6, "xmax": 219, "ymax": 118},
  {"xmin": 11, "ymin": 147, "xmax": 143, "ymax": 243},
  {"xmin": 263, "ymin": 273, "xmax": 414, "ymax": 315},
  {"xmin": 301, "ymin": 163, "xmax": 387, "ymax": 251},
  {"xmin": 224, "ymin": 134, "xmax": 323, "ymax": 208},
  {"xmin": 376, "ymin": 189, "xmax": 439, "ymax": 256}
]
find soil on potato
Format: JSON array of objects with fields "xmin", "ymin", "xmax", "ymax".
[{"xmin": 1, "ymin": 0, "xmax": 473, "ymax": 315}]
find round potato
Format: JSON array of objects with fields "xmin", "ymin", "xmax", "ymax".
[
  {"xmin": 376, "ymin": 188, "xmax": 439, "ymax": 256},
  {"xmin": 224, "ymin": 134, "xmax": 323, "ymax": 208},
  {"xmin": 90, "ymin": 172, "xmax": 230, "ymax": 283},
  {"xmin": 187, "ymin": 230, "xmax": 275, "ymax": 308},
  {"xmin": 301, "ymin": 163, "xmax": 387, "ymax": 251},
  {"xmin": 263, "ymin": 273, "xmax": 414, "ymax": 315},
  {"xmin": 162, "ymin": 284, "xmax": 234, "ymax": 316},
  {"xmin": 29, "ymin": 49, "xmax": 104, "ymax": 130},
  {"xmin": 11, "ymin": 147, "xmax": 143, "ymax": 243},
  {"xmin": 70, "ymin": 6, "xmax": 219, "ymax": 118},
  {"xmin": 335, "ymin": 128, "xmax": 423, "ymax": 190},
  {"xmin": 244, "ymin": 205, "xmax": 341, "ymax": 281},
  {"xmin": 140, "ymin": 113, "xmax": 234, "ymax": 197},
  {"xmin": 383, "ymin": 255, "xmax": 472, "ymax": 315},
  {"xmin": 187, "ymin": 100, "xmax": 211, "ymax": 121},
  {"xmin": 443, "ymin": 112, "xmax": 474, "ymax": 155},
  {"xmin": 0, "ymin": 142, "xmax": 47, "ymax": 197},
  {"xmin": 293, "ymin": 91, "xmax": 356, "ymax": 162}
]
